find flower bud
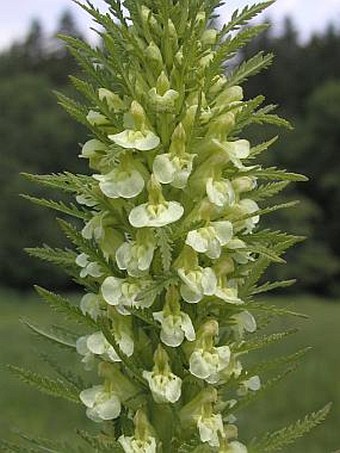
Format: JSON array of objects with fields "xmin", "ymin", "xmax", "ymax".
[
  {"xmin": 145, "ymin": 41, "xmax": 163, "ymax": 74},
  {"xmin": 208, "ymin": 112, "xmax": 235, "ymax": 140},
  {"xmin": 98, "ymin": 88, "xmax": 124, "ymax": 111},
  {"xmin": 86, "ymin": 110, "xmax": 110, "ymax": 126},
  {"xmin": 202, "ymin": 29, "xmax": 218, "ymax": 46},
  {"xmin": 216, "ymin": 86, "xmax": 244, "ymax": 107},
  {"xmin": 156, "ymin": 71, "xmax": 170, "ymax": 95},
  {"xmin": 232, "ymin": 176, "xmax": 257, "ymax": 193}
]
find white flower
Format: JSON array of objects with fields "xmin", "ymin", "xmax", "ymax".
[
  {"xmin": 232, "ymin": 176, "xmax": 257, "ymax": 194},
  {"xmin": 109, "ymin": 129, "xmax": 160, "ymax": 151},
  {"xmin": 237, "ymin": 199, "xmax": 260, "ymax": 234},
  {"xmin": 178, "ymin": 267, "xmax": 217, "ymax": 303},
  {"xmin": 86, "ymin": 110, "xmax": 110, "ymax": 126},
  {"xmin": 116, "ymin": 235, "xmax": 155, "ymax": 277},
  {"xmin": 116, "ymin": 329, "xmax": 134, "ymax": 357},
  {"xmin": 225, "ymin": 238, "xmax": 254, "ymax": 265},
  {"xmin": 197, "ymin": 412, "xmax": 224, "ymax": 447},
  {"xmin": 189, "ymin": 345, "xmax": 231, "ymax": 384},
  {"xmin": 77, "ymin": 331, "xmax": 121, "ymax": 364},
  {"xmin": 215, "ymin": 283, "xmax": 243, "ymax": 305},
  {"xmin": 118, "ymin": 435, "xmax": 157, "ymax": 453},
  {"xmin": 148, "ymin": 87, "xmax": 179, "ymax": 112},
  {"xmin": 206, "ymin": 177, "xmax": 235, "ymax": 207},
  {"xmin": 93, "ymin": 166, "xmax": 144, "ymax": 199},
  {"xmin": 231, "ymin": 311, "xmax": 257, "ymax": 337},
  {"xmin": 75, "ymin": 253, "xmax": 103, "ymax": 278},
  {"xmin": 153, "ymin": 153, "xmax": 195, "ymax": 189},
  {"xmin": 81, "ymin": 212, "xmax": 106, "ymax": 241},
  {"xmin": 153, "ymin": 310, "xmax": 196, "ymax": 347},
  {"xmin": 98, "ymin": 88, "xmax": 124, "ymax": 111},
  {"xmin": 186, "ymin": 221, "xmax": 233, "ymax": 259},
  {"xmin": 76, "ymin": 336, "xmax": 96, "ymax": 370},
  {"xmin": 80, "ymin": 293, "xmax": 103, "ymax": 320},
  {"xmin": 212, "ymin": 139, "xmax": 250, "ymax": 169},
  {"xmin": 80, "ymin": 139, "xmax": 107, "ymax": 159},
  {"xmin": 80, "ymin": 385, "xmax": 121, "ymax": 422},
  {"xmin": 237, "ymin": 376, "xmax": 261, "ymax": 396},
  {"xmin": 129, "ymin": 201, "xmax": 184, "ymax": 228},
  {"xmin": 101, "ymin": 276, "xmax": 155, "ymax": 315},
  {"xmin": 112, "ymin": 315, "xmax": 135, "ymax": 357},
  {"xmin": 220, "ymin": 441, "xmax": 248, "ymax": 453},
  {"xmin": 76, "ymin": 193, "xmax": 98, "ymax": 207},
  {"xmin": 143, "ymin": 369, "xmax": 182, "ymax": 404}
]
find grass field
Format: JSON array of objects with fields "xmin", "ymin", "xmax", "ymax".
[{"xmin": 0, "ymin": 289, "xmax": 339, "ymax": 452}]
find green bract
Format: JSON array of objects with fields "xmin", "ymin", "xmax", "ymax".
[{"xmin": 12, "ymin": 1, "xmax": 331, "ymax": 452}]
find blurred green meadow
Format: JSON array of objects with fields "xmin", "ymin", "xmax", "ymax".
[{"xmin": 0, "ymin": 289, "xmax": 339, "ymax": 452}]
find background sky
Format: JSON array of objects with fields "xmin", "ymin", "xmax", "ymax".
[{"xmin": 1, "ymin": 0, "xmax": 340, "ymax": 50}]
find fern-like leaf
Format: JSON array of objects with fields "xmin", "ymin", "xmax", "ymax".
[
  {"xmin": 22, "ymin": 319, "xmax": 77, "ymax": 350},
  {"xmin": 251, "ymin": 279, "xmax": 296, "ymax": 295},
  {"xmin": 250, "ymin": 404, "xmax": 332, "ymax": 452},
  {"xmin": 249, "ymin": 181, "xmax": 290, "ymax": 201},
  {"xmin": 76, "ymin": 430, "xmax": 124, "ymax": 452},
  {"xmin": 34, "ymin": 286, "xmax": 96, "ymax": 328},
  {"xmin": 7, "ymin": 365, "xmax": 81, "ymax": 404},
  {"xmin": 235, "ymin": 328, "xmax": 298, "ymax": 353},
  {"xmin": 155, "ymin": 227, "xmax": 173, "ymax": 272},
  {"xmin": 21, "ymin": 194, "xmax": 90, "ymax": 220},
  {"xmin": 220, "ymin": 1, "xmax": 275, "ymax": 34},
  {"xmin": 226, "ymin": 52, "xmax": 274, "ymax": 87}
]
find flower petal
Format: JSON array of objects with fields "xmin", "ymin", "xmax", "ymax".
[
  {"xmin": 180, "ymin": 313, "xmax": 196, "ymax": 342},
  {"xmin": 79, "ymin": 385, "xmax": 104, "ymax": 408},
  {"xmin": 101, "ymin": 276, "xmax": 123, "ymax": 306},
  {"xmin": 97, "ymin": 395, "xmax": 121, "ymax": 420},
  {"xmin": 86, "ymin": 332, "xmax": 107, "ymax": 355},
  {"xmin": 201, "ymin": 268, "xmax": 217, "ymax": 295},
  {"xmin": 213, "ymin": 221, "xmax": 234, "ymax": 245},
  {"xmin": 153, "ymin": 154, "xmax": 176, "ymax": 184},
  {"xmin": 109, "ymin": 129, "xmax": 160, "ymax": 151},
  {"xmin": 129, "ymin": 202, "xmax": 184, "ymax": 228}
]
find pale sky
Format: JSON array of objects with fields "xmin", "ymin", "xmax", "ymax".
[{"xmin": 1, "ymin": 0, "xmax": 340, "ymax": 50}]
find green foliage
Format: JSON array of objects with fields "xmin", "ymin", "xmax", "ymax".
[
  {"xmin": 34, "ymin": 286, "xmax": 96, "ymax": 328},
  {"xmin": 226, "ymin": 52, "xmax": 274, "ymax": 87},
  {"xmin": 250, "ymin": 404, "xmax": 332, "ymax": 452},
  {"xmin": 7, "ymin": 365, "xmax": 81, "ymax": 405}
]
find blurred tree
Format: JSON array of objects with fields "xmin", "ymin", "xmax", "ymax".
[
  {"xmin": 24, "ymin": 19, "xmax": 45, "ymax": 63},
  {"xmin": 0, "ymin": 73, "xmax": 87, "ymax": 289}
]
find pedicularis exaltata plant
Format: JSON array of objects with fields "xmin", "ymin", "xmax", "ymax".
[{"xmin": 8, "ymin": 1, "xmax": 331, "ymax": 452}]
